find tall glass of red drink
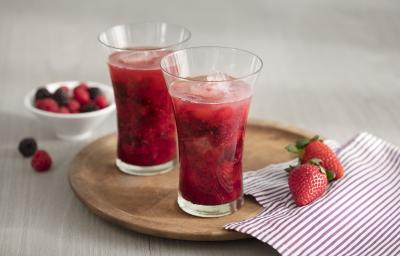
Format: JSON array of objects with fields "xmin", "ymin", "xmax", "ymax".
[
  {"xmin": 98, "ymin": 23, "xmax": 190, "ymax": 175},
  {"xmin": 161, "ymin": 47, "xmax": 263, "ymax": 217}
]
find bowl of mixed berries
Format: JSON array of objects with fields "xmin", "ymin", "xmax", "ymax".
[{"xmin": 24, "ymin": 81, "xmax": 115, "ymax": 140}]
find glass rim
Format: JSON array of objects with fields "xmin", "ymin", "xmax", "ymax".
[
  {"xmin": 160, "ymin": 46, "xmax": 263, "ymax": 82},
  {"xmin": 97, "ymin": 22, "xmax": 192, "ymax": 51}
]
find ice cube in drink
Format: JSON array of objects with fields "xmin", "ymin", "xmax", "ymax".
[
  {"xmin": 108, "ymin": 50, "xmax": 177, "ymax": 168},
  {"xmin": 169, "ymin": 74, "xmax": 251, "ymax": 206}
]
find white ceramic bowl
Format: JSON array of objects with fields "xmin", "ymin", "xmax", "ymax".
[{"xmin": 24, "ymin": 81, "xmax": 115, "ymax": 140}]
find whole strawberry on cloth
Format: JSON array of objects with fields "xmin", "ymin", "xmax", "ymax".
[
  {"xmin": 286, "ymin": 159, "xmax": 334, "ymax": 206},
  {"xmin": 286, "ymin": 135, "xmax": 344, "ymax": 180}
]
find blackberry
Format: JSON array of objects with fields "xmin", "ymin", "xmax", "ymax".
[
  {"xmin": 35, "ymin": 88, "xmax": 52, "ymax": 100},
  {"xmin": 53, "ymin": 88, "xmax": 69, "ymax": 106},
  {"xmin": 88, "ymin": 87, "xmax": 101, "ymax": 100},
  {"xmin": 18, "ymin": 138, "xmax": 37, "ymax": 157},
  {"xmin": 79, "ymin": 103, "xmax": 99, "ymax": 112}
]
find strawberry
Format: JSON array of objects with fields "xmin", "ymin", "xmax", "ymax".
[
  {"xmin": 286, "ymin": 135, "xmax": 344, "ymax": 180},
  {"xmin": 287, "ymin": 160, "xmax": 329, "ymax": 206}
]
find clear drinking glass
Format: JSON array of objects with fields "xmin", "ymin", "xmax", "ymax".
[
  {"xmin": 98, "ymin": 23, "xmax": 191, "ymax": 176},
  {"xmin": 161, "ymin": 46, "xmax": 263, "ymax": 217}
]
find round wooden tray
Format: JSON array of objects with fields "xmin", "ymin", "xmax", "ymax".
[{"xmin": 69, "ymin": 120, "xmax": 313, "ymax": 241}]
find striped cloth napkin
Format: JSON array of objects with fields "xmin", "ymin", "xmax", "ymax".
[{"xmin": 225, "ymin": 133, "xmax": 400, "ymax": 256}]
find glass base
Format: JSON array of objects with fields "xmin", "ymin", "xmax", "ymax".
[
  {"xmin": 177, "ymin": 193, "xmax": 244, "ymax": 218},
  {"xmin": 115, "ymin": 158, "xmax": 175, "ymax": 176}
]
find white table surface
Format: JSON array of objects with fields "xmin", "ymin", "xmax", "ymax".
[{"xmin": 1, "ymin": 0, "xmax": 399, "ymax": 255}]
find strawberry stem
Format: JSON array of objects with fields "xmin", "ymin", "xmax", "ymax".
[
  {"xmin": 286, "ymin": 135, "xmax": 322, "ymax": 155},
  {"xmin": 308, "ymin": 158, "xmax": 322, "ymax": 165},
  {"xmin": 295, "ymin": 138, "xmax": 310, "ymax": 149},
  {"xmin": 310, "ymin": 135, "xmax": 320, "ymax": 142},
  {"xmin": 285, "ymin": 144, "xmax": 299, "ymax": 154},
  {"xmin": 285, "ymin": 165, "xmax": 296, "ymax": 173},
  {"xmin": 326, "ymin": 170, "xmax": 336, "ymax": 181}
]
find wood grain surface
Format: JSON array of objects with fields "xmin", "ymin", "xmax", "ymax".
[
  {"xmin": 1, "ymin": 0, "xmax": 400, "ymax": 255},
  {"xmin": 69, "ymin": 121, "xmax": 313, "ymax": 241}
]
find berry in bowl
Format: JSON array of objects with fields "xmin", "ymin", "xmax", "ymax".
[{"xmin": 24, "ymin": 81, "xmax": 115, "ymax": 140}]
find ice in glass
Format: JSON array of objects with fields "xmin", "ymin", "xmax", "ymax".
[
  {"xmin": 108, "ymin": 50, "xmax": 176, "ymax": 167},
  {"xmin": 161, "ymin": 47, "xmax": 262, "ymax": 217},
  {"xmin": 99, "ymin": 23, "xmax": 190, "ymax": 175},
  {"xmin": 170, "ymin": 74, "xmax": 251, "ymax": 205}
]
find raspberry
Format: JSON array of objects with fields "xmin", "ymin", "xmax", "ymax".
[
  {"xmin": 35, "ymin": 98, "xmax": 59, "ymax": 112},
  {"xmin": 88, "ymin": 87, "xmax": 101, "ymax": 100},
  {"xmin": 73, "ymin": 87, "xmax": 90, "ymax": 105},
  {"xmin": 67, "ymin": 99, "xmax": 80, "ymax": 113},
  {"xmin": 31, "ymin": 150, "xmax": 52, "ymax": 172},
  {"xmin": 94, "ymin": 95, "xmax": 108, "ymax": 109},
  {"xmin": 34, "ymin": 87, "xmax": 52, "ymax": 100},
  {"xmin": 18, "ymin": 138, "xmax": 37, "ymax": 157},
  {"xmin": 76, "ymin": 83, "xmax": 89, "ymax": 91},
  {"xmin": 58, "ymin": 106, "xmax": 70, "ymax": 113},
  {"xmin": 53, "ymin": 88, "xmax": 69, "ymax": 106},
  {"xmin": 79, "ymin": 103, "xmax": 99, "ymax": 112}
]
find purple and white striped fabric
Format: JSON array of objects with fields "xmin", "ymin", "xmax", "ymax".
[{"xmin": 225, "ymin": 133, "xmax": 400, "ymax": 256}]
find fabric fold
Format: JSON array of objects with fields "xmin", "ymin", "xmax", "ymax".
[{"xmin": 225, "ymin": 133, "xmax": 400, "ymax": 256}]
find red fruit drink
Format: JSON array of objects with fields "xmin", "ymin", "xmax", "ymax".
[
  {"xmin": 108, "ymin": 50, "xmax": 176, "ymax": 167},
  {"xmin": 169, "ymin": 75, "xmax": 251, "ymax": 206}
]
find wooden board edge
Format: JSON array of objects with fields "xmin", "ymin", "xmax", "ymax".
[{"xmin": 68, "ymin": 119, "xmax": 316, "ymax": 241}]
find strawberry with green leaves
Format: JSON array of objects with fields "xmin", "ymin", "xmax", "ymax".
[
  {"xmin": 286, "ymin": 135, "xmax": 344, "ymax": 180},
  {"xmin": 287, "ymin": 159, "xmax": 333, "ymax": 206}
]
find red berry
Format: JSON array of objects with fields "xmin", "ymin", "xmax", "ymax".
[
  {"xmin": 67, "ymin": 99, "xmax": 80, "ymax": 113},
  {"xmin": 31, "ymin": 150, "xmax": 52, "ymax": 172},
  {"xmin": 288, "ymin": 163, "xmax": 328, "ymax": 206},
  {"xmin": 76, "ymin": 83, "xmax": 89, "ymax": 91},
  {"xmin": 301, "ymin": 140, "xmax": 344, "ymax": 180},
  {"xmin": 35, "ymin": 98, "xmax": 59, "ymax": 112},
  {"xmin": 58, "ymin": 106, "xmax": 70, "ymax": 114},
  {"xmin": 73, "ymin": 87, "xmax": 90, "ymax": 105},
  {"xmin": 286, "ymin": 136, "xmax": 344, "ymax": 180},
  {"xmin": 94, "ymin": 95, "xmax": 108, "ymax": 109}
]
